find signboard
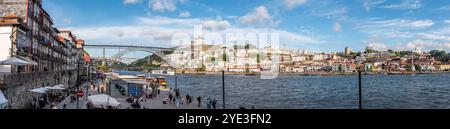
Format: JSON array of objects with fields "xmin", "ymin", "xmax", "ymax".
[{"xmin": 128, "ymin": 85, "xmax": 138, "ymax": 97}]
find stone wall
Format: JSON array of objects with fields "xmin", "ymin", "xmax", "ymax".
[{"xmin": 0, "ymin": 70, "xmax": 77, "ymax": 109}]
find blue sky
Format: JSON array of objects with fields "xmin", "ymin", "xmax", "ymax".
[{"xmin": 43, "ymin": 0, "xmax": 450, "ymax": 58}]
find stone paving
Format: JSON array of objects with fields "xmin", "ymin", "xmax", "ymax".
[{"xmin": 47, "ymin": 79, "xmax": 206, "ymax": 109}]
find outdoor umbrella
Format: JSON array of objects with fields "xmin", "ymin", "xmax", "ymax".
[
  {"xmin": 0, "ymin": 57, "xmax": 33, "ymax": 65},
  {"xmin": 29, "ymin": 88, "xmax": 48, "ymax": 94},
  {"xmin": 0, "ymin": 90, "xmax": 7, "ymax": 109},
  {"xmin": 88, "ymin": 94, "xmax": 120, "ymax": 108},
  {"xmin": 49, "ymin": 85, "xmax": 65, "ymax": 90}
]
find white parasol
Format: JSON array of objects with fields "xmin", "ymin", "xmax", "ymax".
[
  {"xmin": 29, "ymin": 87, "xmax": 48, "ymax": 94},
  {"xmin": 0, "ymin": 57, "xmax": 35, "ymax": 65},
  {"xmin": 0, "ymin": 90, "xmax": 7, "ymax": 109},
  {"xmin": 88, "ymin": 94, "xmax": 120, "ymax": 108}
]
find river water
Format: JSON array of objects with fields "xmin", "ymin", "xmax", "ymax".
[{"xmin": 115, "ymin": 70, "xmax": 450, "ymax": 109}]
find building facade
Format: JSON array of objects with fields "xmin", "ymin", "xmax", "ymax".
[{"xmin": 0, "ymin": 0, "xmax": 91, "ymax": 109}]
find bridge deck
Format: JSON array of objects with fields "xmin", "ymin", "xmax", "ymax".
[{"xmin": 84, "ymin": 45, "xmax": 175, "ymax": 50}]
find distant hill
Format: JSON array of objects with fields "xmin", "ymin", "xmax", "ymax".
[{"xmin": 127, "ymin": 54, "xmax": 163, "ymax": 71}]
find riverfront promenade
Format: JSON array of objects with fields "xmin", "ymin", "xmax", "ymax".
[{"xmin": 46, "ymin": 79, "xmax": 202, "ymax": 109}]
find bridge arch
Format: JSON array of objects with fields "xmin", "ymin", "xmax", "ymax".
[{"xmin": 110, "ymin": 48, "xmax": 172, "ymax": 67}]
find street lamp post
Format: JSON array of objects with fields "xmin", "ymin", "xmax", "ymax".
[
  {"xmin": 358, "ymin": 70, "xmax": 362, "ymax": 109},
  {"xmin": 175, "ymin": 70, "xmax": 178, "ymax": 89},
  {"xmin": 85, "ymin": 64, "xmax": 89, "ymax": 101},
  {"xmin": 222, "ymin": 70, "xmax": 225, "ymax": 109},
  {"xmin": 76, "ymin": 61, "xmax": 80, "ymax": 109}
]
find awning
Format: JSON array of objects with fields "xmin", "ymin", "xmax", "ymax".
[
  {"xmin": 17, "ymin": 56, "xmax": 38, "ymax": 65},
  {"xmin": 47, "ymin": 85, "xmax": 65, "ymax": 90},
  {"xmin": 0, "ymin": 57, "xmax": 30, "ymax": 65},
  {"xmin": 0, "ymin": 90, "xmax": 7, "ymax": 107},
  {"xmin": 0, "ymin": 56, "xmax": 37, "ymax": 65},
  {"xmin": 83, "ymin": 53, "xmax": 91, "ymax": 63},
  {"xmin": 29, "ymin": 87, "xmax": 48, "ymax": 94}
]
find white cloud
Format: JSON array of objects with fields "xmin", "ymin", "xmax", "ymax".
[
  {"xmin": 417, "ymin": 33, "xmax": 450, "ymax": 42},
  {"xmin": 137, "ymin": 16, "xmax": 200, "ymax": 27},
  {"xmin": 179, "ymin": 11, "xmax": 190, "ymax": 17},
  {"xmin": 69, "ymin": 16, "xmax": 323, "ymax": 49},
  {"xmin": 404, "ymin": 39, "xmax": 450, "ymax": 50},
  {"xmin": 202, "ymin": 19, "xmax": 230, "ymax": 31},
  {"xmin": 382, "ymin": 0, "xmax": 422, "ymax": 10},
  {"xmin": 63, "ymin": 18, "xmax": 72, "ymax": 24},
  {"xmin": 362, "ymin": 0, "xmax": 386, "ymax": 11},
  {"xmin": 332, "ymin": 22, "xmax": 342, "ymax": 32},
  {"xmin": 124, "ymin": 0, "xmax": 142, "ymax": 5},
  {"xmin": 148, "ymin": 0, "xmax": 177, "ymax": 12},
  {"xmin": 367, "ymin": 42, "xmax": 388, "ymax": 51},
  {"xmin": 438, "ymin": 5, "xmax": 450, "ymax": 10},
  {"xmin": 357, "ymin": 19, "xmax": 434, "ymax": 34},
  {"xmin": 393, "ymin": 39, "xmax": 450, "ymax": 51},
  {"xmin": 239, "ymin": 6, "xmax": 277, "ymax": 27},
  {"xmin": 284, "ymin": 0, "xmax": 308, "ymax": 9},
  {"xmin": 445, "ymin": 20, "xmax": 450, "ymax": 24}
]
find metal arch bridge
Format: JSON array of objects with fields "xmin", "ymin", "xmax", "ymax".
[{"xmin": 84, "ymin": 45, "xmax": 176, "ymax": 66}]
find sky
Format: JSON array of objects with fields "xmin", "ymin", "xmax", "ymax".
[{"xmin": 42, "ymin": 0, "xmax": 450, "ymax": 58}]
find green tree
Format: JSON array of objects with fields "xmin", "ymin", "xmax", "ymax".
[
  {"xmin": 405, "ymin": 64, "xmax": 417, "ymax": 71},
  {"xmin": 415, "ymin": 65, "xmax": 422, "ymax": 71},
  {"xmin": 257, "ymin": 53, "xmax": 261, "ymax": 63},
  {"xmin": 222, "ymin": 53, "xmax": 227, "ymax": 61},
  {"xmin": 97, "ymin": 65, "xmax": 109, "ymax": 71},
  {"xmin": 245, "ymin": 63, "xmax": 250, "ymax": 73},
  {"xmin": 245, "ymin": 43, "xmax": 250, "ymax": 50},
  {"xmin": 198, "ymin": 64, "xmax": 206, "ymax": 72},
  {"xmin": 430, "ymin": 50, "xmax": 449, "ymax": 62}
]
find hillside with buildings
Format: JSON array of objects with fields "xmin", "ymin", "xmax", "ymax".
[{"xmin": 164, "ymin": 38, "xmax": 450, "ymax": 75}]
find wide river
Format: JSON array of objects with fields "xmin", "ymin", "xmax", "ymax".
[{"xmin": 115, "ymin": 70, "xmax": 450, "ymax": 109}]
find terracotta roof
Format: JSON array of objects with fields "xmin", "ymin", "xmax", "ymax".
[
  {"xmin": 2, "ymin": 13, "xmax": 19, "ymax": 19},
  {"xmin": 76, "ymin": 39, "xmax": 85, "ymax": 45},
  {"xmin": 58, "ymin": 36, "xmax": 65, "ymax": 43},
  {"xmin": 59, "ymin": 29, "xmax": 71, "ymax": 33},
  {"xmin": 83, "ymin": 52, "xmax": 91, "ymax": 63}
]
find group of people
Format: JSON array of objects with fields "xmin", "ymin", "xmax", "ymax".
[
  {"xmin": 195, "ymin": 96, "xmax": 218, "ymax": 109},
  {"xmin": 129, "ymin": 97, "xmax": 146, "ymax": 109},
  {"xmin": 31, "ymin": 90, "xmax": 66, "ymax": 109},
  {"xmin": 161, "ymin": 88, "xmax": 218, "ymax": 109},
  {"xmin": 163, "ymin": 88, "xmax": 192, "ymax": 108}
]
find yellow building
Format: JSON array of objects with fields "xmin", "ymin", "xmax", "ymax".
[{"xmin": 435, "ymin": 64, "xmax": 450, "ymax": 70}]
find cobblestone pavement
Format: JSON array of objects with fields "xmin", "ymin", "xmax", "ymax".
[{"xmin": 47, "ymin": 79, "xmax": 206, "ymax": 109}]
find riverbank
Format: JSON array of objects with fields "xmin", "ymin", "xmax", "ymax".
[
  {"xmin": 118, "ymin": 69, "xmax": 450, "ymax": 76},
  {"xmin": 170, "ymin": 71, "xmax": 450, "ymax": 76}
]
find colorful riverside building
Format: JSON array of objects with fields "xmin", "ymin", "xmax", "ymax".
[{"xmin": 0, "ymin": 0, "xmax": 91, "ymax": 109}]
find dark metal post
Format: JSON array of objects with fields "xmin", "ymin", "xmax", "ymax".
[
  {"xmin": 358, "ymin": 70, "xmax": 362, "ymax": 110},
  {"xmin": 76, "ymin": 61, "xmax": 80, "ymax": 109},
  {"xmin": 222, "ymin": 70, "xmax": 225, "ymax": 109},
  {"xmin": 175, "ymin": 71, "xmax": 178, "ymax": 89},
  {"xmin": 86, "ymin": 65, "xmax": 89, "ymax": 100}
]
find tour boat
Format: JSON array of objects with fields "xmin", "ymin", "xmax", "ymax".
[{"xmin": 151, "ymin": 70, "xmax": 175, "ymax": 76}]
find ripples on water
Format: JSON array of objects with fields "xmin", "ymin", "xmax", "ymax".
[{"xmin": 115, "ymin": 70, "xmax": 450, "ymax": 109}]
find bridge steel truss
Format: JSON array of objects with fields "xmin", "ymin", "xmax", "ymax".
[{"xmin": 84, "ymin": 45, "xmax": 175, "ymax": 66}]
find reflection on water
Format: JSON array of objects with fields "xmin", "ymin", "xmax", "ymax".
[{"xmin": 115, "ymin": 70, "xmax": 450, "ymax": 109}]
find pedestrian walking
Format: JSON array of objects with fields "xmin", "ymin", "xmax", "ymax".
[
  {"xmin": 63, "ymin": 104, "xmax": 67, "ymax": 109},
  {"xmin": 206, "ymin": 98, "xmax": 211, "ymax": 109},
  {"xmin": 186, "ymin": 94, "xmax": 191, "ymax": 104},
  {"xmin": 176, "ymin": 97, "xmax": 180, "ymax": 108},
  {"xmin": 197, "ymin": 96, "xmax": 202, "ymax": 107},
  {"xmin": 50, "ymin": 102, "xmax": 55, "ymax": 109},
  {"xmin": 212, "ymin": 99, "xmax": 217, "ymax": 109},
  {"xmin": 169, "ymin": 94, "xmax": 173, "ymax": 104}
]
